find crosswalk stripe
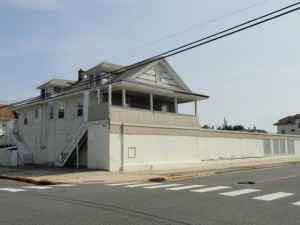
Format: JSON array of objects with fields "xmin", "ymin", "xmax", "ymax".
[
  {"xmin": 24, "ymin": 186, "xmax": 53, "ymax": 189},
  {"xmin": 124, "ymin": 183, "xmax": 163, "ymax": 187},
  {"xmin": 143, "ymin": 184, "xmax": 182, "ymax": 189},
  {"xmin": 0, "ymin": 188, "xmax": 26, "ymax": 192},
  {"xmin": 51, "ymin": 184, "xmax": 76, "ymax": 187},
  {"xmin": 166, "ymin": 185, "xmax": 206, "ymax": 191},
  {"xmin": 220, "ymin": 189, "xmax": 260, "ymax": 196},
  {"xmin": 292, "ymin": 201, "xmax": 300, "ymax": 206},
  {"xmin": 253, "ymin": 192, "xmax": 294, "ymax": 201},
  {"xmin": 106, "ymin": 183, "xmax": 140, "ymax": 186},
  {"xmin": 190, "ymin": 186, "xmax": 231, "ymax": 193}
]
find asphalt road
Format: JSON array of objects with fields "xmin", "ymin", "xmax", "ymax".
[{"xmin": 1, "ymin": 165, "xmax": 300, "ymax": 225}]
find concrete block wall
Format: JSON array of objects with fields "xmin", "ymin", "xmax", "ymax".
[{"xmin": 109, "ymin": 123, "xmax": 300, "ymax": 171}]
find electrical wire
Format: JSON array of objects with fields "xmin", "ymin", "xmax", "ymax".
[
  {"xmin": 1, "ymin": 1, "xmax": 300, "ymax": 109},
  {"xmin": 0, "ymin": 0, "xmax": 273, "ymax": 99}
]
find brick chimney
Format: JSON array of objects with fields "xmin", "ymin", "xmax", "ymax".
[{"xmin": 78, "ymin": 69, "xmax": 85, "ymax": 82}]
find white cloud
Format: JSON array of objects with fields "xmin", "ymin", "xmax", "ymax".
[{"xmin": 0, "ymin": 0, "xmax": 61, "ymax": 10}]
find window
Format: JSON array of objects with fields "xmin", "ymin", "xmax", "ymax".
[
  {"xmin": 77, "ymin": 101, "xmax": 83, "ymax": 117},
  {"xmin": 161, "ymin": 103, "xmax": 168, "ymax": 112},
  {"xmin": 125, "ymin": 98, "xmax": 131, "ymax": 107},
  {"xmin": 41, "ymin": 89, "xmax": 46, "ymax": 99},
  {"xmin": 24, "ymin": 112, "xmax": 28, "ymax": 125},
  {"xmin": 88, "ymin": 74, "xmax": 95, "ymax": 88},
  {"xmin": 291, "ymin": 129, "xmax": 295, "ymax": 132},
  {"xmin": 89, "ymin": 73, "xmax": 101, "ymax": 88},
  {"xmin": 156, "ymin": 69, "xmax": 163, "ymax": 82},
  {"xmin": 95, "ymin": 73, "xmax": 101, "ymax": 86},
  {"xmin": 34, "ymin": 108, "xmax": 38, "ymax": 119},
  {"xmin": 298, "ymin": 123, "xmax": 300, "ymax": 128},
  {"xmin": 58, "ymin": 103, "xmax": 65, "ymax": 119},
  {"xmin": 281, "ymin": 129, "xmax": 285, "ymax": 134},
  {"xmin": 49, "ymin": 106, "xmax": 54, "ymax": 119}
]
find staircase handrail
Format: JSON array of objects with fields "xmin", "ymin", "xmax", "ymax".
[
  {"xmin": 4, "ymin": 125, "xmax": 18, "ymax": 146},
  {"xmin": 60, "ymin": 119, "xmax": 86, "ymax": 165}
]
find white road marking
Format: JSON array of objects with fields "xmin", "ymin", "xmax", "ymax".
[
  {"xmin": 190, "ymin": 186, "xmax": 231, "ymax": 193},
  {"xmin": 124, "ymin": 183, "xmax": 163, "ymax": 187},
  {"xmin": 143, "ymin": 184, "xmax": 182, "ymax": 189},
  {"xmin": 106, "ymin": 183, "xmax": 140, "ymax": 186},
  {"xmin": 51, "ymin": 184, "xmax": 76, "ymax": 187},
  {"xmin": 166, "ymin": 185, "xmax": 206, "ymax": 191},
  {"xmin": 0, "ymin": 188, "xmax": 26, "ymax": 192},
  {"xmin": 24, "ymin": 186, "xmax": 53, "ymax": 189},
  {"xmin": 292, "ymin": 201, "xmax": 300, "ymax": 206},
  {"xmin": 220, "ymin": 189, "xmax": 260, "ymax": 196},
  {"xmin": 253, "ymin": 192, "xmax": 294, "ymax": 201}
]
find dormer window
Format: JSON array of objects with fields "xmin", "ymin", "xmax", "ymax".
[
  {"xmin": 41, "ymin": 89, "xmax": 46, "ymax": 99},
  {"xmin": 88, "ymin": 73, "xmax": 102, "ymax": 88}
]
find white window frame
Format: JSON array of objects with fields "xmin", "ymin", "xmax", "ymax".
[
  {"xmin": 24, "ymin": 112, "xmax": 28, "ymax": 125},
  {"xmin": 77, "ymin": 101, "xmax": 83, "ymax": 117},
  {"xmin": 34, "ymin": 108, "xmax": 39, "ymax": 119},
  {"xmin": 49, "ymin": 105, "xmax": 54, "ymax": 119},
  {"xmin": 156, "ymin": 69, "xmax": 163, "ymax": 82},
  {"xmin": 58, "ymin": 102, "xmax": 65, "ymax": 119}
]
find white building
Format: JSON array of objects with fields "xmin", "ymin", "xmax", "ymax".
[
  {"xmin": 274, "ymin": 114, "xmax": 300, "ymax": 135},
  {"xmin": 0, "ymin": 104, "xmax": 17, "ymax": 137},
  {"xmin": 2, "ymin": 58, "xmax": 300, "ymax": 170}
]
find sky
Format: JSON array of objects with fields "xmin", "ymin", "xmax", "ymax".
[{"xmin": 0, "ymin": 0, "xmax": 300, "ymax": 133}]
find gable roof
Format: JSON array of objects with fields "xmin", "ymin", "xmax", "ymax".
[
  {"xmin": 37, "ymin": 78, "xmax": 76, "ymax": 90},
  {"xmin": 273, "ymin": 114, "xmax": 300, "ymax": 126},
  {"xmin": 0, "ymin": 105, "xmax": 17, "ymax": 120},
  {"xmin": 85, "ymin": 61, "xmax": 124, "ymax": 74},
  {"xmin": 86, "ymin": 58, "xmax": 193, "ymax": 92}
]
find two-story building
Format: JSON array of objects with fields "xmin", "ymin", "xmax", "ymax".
[
  {"xmin": 11, "ymin": 58, "xmax": 209, "ymax": 170},
  {"xmin": 274, "ymin": 114, "xmax": 300, "ymax": 135}
]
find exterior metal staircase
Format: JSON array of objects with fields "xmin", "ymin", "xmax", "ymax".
[
  {"xmin": 3, "ymin": 122, "xmax": 18, "ymax": 148},
  {"xmin": 60, "ymin": 120, "xmax": 87, "ymax": 166}
]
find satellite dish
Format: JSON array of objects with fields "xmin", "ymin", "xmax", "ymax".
[{"xmin": 53, "ymin": 86, "xmax": 61, "ymax": 92}]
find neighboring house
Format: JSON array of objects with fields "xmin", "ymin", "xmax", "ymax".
[
  {"xmin": 274, "ymin": 114, "xmax": 300, "ymax": 135},
  {"xmin": 246, "ymin": 126, "xmax": 268, "ymax": 134},
  {"xmin": 11, "ymin": 58, "xmax": 209, "ymax": 169},
  {"xmin": 0, "ymin": 104, "xmax": 17, "ymax": 136}
]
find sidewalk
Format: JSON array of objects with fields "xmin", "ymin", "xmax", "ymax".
[{"xmin": 0, "ymin": 157, "xmax": 299, "ymax": 185}]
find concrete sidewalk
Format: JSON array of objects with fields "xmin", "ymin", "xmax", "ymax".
[{"xmin": 0, "ymin": 157, "xmax": 299, "ymax": 185}]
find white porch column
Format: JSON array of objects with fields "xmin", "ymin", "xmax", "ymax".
[
  {"xmin": 122, "ymin": 88, "xmax": 126, "ymax": 107},
  {"xmin": 108, "ymin": 85, "xmax": 112, "ymax": 106},
  {"xmin": 97, "ymin": 88, "xmax": 101, "ymax": 104},
  {"xmin": 83, "ymin": 91, "xmax": 90, "ymax": 122},
  {"xmin": 150, "ymin": 93, "xmax": 153, "ymax": 111},
  {"xmin": 174, "ymin": 97, "xmax": 178, "ymax": 113},
  {"xmin": 194, "ymin": 101, "xmax": 198, "ymax": 116}
]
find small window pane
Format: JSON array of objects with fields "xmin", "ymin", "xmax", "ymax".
[
  {"xmin": 77, "ymin": 101, "xmax": 83, "ymax": 117},
  {"xmin": 58, "ymin": 103, "xmax": 65, "ymax": 119},
  {"xmin": 50, "ymin": 106, "xmax": 54, "ymax": 119},
  {"xmin": 34, "ymin": 109, "xmax": 38, "ymax": 119},
  {"xmin": 95, "ymin": 73, "xmax": 101, "ymax": 86}
]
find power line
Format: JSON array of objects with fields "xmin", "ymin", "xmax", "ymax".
[
  {"xmin": 0, "ymin": 0, "xmax": 272, "ymax": 99},
  {"xmin": 2, "ymin": 1, "xmax": 300, "ymax": 109},
  {"xmin": 199, "ymin": 62, "xmax": 300, "ymax": 89}
]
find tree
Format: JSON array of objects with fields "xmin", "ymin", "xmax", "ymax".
[{"xmin": 232, "ymin": 125, "xmax": 245, "ymax": 131}]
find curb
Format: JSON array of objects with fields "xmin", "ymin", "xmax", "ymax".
[
  {"xmin": 0, "ymin": 174, "xmax": 63, "ymax": 185},
  {"xmin": 128, "ymin": 171, "xmax": 217, "ymax": 183}
]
